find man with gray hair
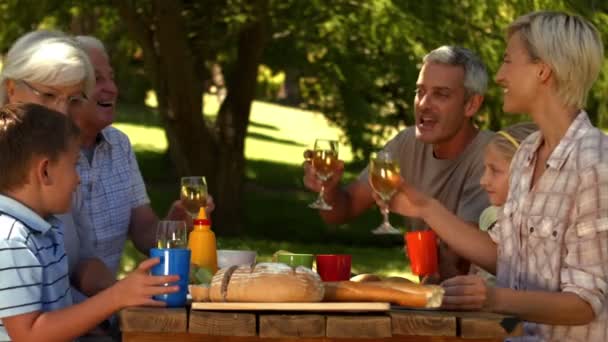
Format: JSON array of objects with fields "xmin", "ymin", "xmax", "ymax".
[
  {"xmin": 69, "ymin": 36, "xmax": 212, "ymax": 280},
  {"xmin": 303, "ymin": 46, "xmax": 493, "ymax": 281}
]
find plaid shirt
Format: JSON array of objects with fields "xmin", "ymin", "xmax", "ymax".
[
  {"xmin": 73, "ymin": 126, "xmax": 149, "ymax": 275},
  {"xmin": 490, "ymin": 111, "xmax": 608, "ymax": 342}
]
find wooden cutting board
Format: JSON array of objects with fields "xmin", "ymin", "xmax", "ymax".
[{"xmin": 191, "ymin": 302, "xmax": 390, "ymax": 312}]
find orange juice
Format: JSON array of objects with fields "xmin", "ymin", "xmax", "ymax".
[{"xmin": 188, "ymin": 208, "xmax": 218, "ymax": 273}]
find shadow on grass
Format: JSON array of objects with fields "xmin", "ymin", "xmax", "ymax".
[
  {"xmin": 247, "ymin": 132, "xmax": 306, "ymax": 147},
  {"xmin": 137, "ymin": 149, "xmax": 405, "ymax": 247},
  {"xmin": 115, "ymin": 103, "xmax": 162, "ymax": 127},
  {"xmin": 249, "ymin": 120, "xmax": 279, "ymax": 131}
]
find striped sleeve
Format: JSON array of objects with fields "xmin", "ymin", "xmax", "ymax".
[{"xmin": 0, "ymin": 240, "xmax": 42, "ymax": 318}]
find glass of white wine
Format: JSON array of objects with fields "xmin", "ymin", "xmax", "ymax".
[
  {"xmin": 156, "ymin": 220, "xmax": 188, "ymax": 249},
  {"xmin": 308, "ymin": 139, "xmax": 339, "ymax": 210},
  {"xmin": 369, "ymin": 151, "xmax": 402, "ymax": 234},
  {"xmin": 180, "ymin": 176, "xmax": 208, "ymax": 219}
]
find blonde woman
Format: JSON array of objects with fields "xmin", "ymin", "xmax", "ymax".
[{"xmin": 382, "ymin": 11, "xmax": 607, "ymax": 341}]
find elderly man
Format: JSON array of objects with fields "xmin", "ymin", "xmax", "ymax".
[
  {"xmin": 70, "ymin": 36, "xmax": 212, "ymax": 277},
  {"xmin": 303, "ymin": 46, "xmax": 493, "ymax": 281}
]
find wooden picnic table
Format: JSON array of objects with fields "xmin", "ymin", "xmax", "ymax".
[{"xmin": 119, "ymin": 305, "xmax": 522, "ymax": 341}]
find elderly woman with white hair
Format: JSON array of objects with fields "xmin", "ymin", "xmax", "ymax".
[
  {"xmin": 0, "ymin": 30, "xmax": 116, "ymax": 297},
  {"xmin": 0, "ymin": 31, "xmax": 92, "ymax": 113}
]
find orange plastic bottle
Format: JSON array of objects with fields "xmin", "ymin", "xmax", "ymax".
[{"xmin": 188, "ymin": 208, "xmax": 218, "ymax": 273}]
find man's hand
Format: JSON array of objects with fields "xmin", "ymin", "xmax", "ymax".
[
  {"xmin": 168, "ymin": 195, "xmax": 215, "ymax": 224},
  {"xmin": 109, "ymin": 258, "xmax": 180, "ymax": 308},
  {"xmin": 302, "ymin": 149, "xmax": 345, "ymax": 193},
  {"xmin": 440, "ymin": 275, "xmax": 496, "ymax": 311}
]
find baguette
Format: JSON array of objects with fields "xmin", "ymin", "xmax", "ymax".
[
  {"xmin": 349, "ymin": 273, "xmax": 383, "ymax": 282},
  {"xmin": 209, "ymin": 262, "xmax": 324, "ymax": 302},
  {"xmin": 323, "ymin": 281, "xmax": 443, "ymax": 308}
]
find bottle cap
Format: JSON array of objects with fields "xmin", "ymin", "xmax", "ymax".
[{"xmin": 194, "ymin": 218, "xmax": 211, "ymax": 226}]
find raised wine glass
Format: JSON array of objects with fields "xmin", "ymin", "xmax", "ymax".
[
  {"xmin": 180, "ymin": 176, "xmax": 208, "ymax": 219},
  {"xmin": 308, "ymin": 139, "xmax": 339, "ymax": 210},
  {"xmin": 369, "ymin": 151, "xmax": 402, "ymax": 234},
  {"xmin": 156, "ymin": 220, "xmax": 188, "ymax": 249}
]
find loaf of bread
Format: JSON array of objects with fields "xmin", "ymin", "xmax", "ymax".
[
  {"xmin": 323, "ymin": 280, "xmax": 444, "ymax": 308},
  {"xmin": 189, "ymin": 284, "xmax": 210, "ymax": 302},
  {"xmin": 209, "ymin": 262, "xmax": 324, "ymax": 302}
]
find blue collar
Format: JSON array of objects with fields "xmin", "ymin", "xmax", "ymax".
[{"xmin": 0, "ymin": 194, "xmax": 59, "ymax": 234}]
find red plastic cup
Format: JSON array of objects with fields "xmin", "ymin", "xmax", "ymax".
[
  {"xmin": 405, "ymin": 230, "xmax": 438, "ymax": 276},
  {"xmin": 316, "ymin": 254, "xmax": 352, "ymax": 281}
]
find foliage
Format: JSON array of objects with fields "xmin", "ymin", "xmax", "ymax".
[
  {"xmin": 263, "ymin": 0, "xmax": 608, "ymax": 162},
  {"xmin": 2, "ymin": 0, "xmax": 608, "ymax": 229}
]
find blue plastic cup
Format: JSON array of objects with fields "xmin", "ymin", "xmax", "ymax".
[{"xmin": 150, "ymin": 248, "xmax": 191, "ymax": 307}]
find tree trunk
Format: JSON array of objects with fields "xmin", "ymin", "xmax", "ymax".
[
  {"xmin": 114, "ymin": 0, "xmax": 268, "ymax": 235},
  {"xmin": 153, "ymin": 0, "xmax": 217, "ymax": 179},
  {"xmin": 214, "ymin": 2, "xmax": 268, "ymax": 235}
]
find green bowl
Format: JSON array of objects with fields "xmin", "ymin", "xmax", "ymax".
[{"xmin": 277, "ymin": 253, "xmax": 314, "ymax": 269}]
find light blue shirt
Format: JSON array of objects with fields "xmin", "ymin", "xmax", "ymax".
[
  {"xmin": 71, "ymin": 126, "xmax": 149, "ymax": 275},
  {"xmin": 0, "ymin": 194, "xmax": 72, "ymax": 341}
]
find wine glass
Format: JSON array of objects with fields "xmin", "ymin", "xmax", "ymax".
[
  {"xmin": 369, "ymin": 151, "xmax": 402, "ymax": 234},
  {"xmin": 156, "ymin": 220, "xmax": 188, "ymax": 249},
  {"xmin": 308, "ymin": 139, "xmax": 339, "ymax": 210},
  {"xmin": 180, "ymin": 176, "xmax": 208, "ymax": 219}
]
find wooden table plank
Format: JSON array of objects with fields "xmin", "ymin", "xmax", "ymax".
[
  {"xmin": 191, "ymin": 302, "xmax": 390, "ymax": 311},
  {"xmin": 189, "ymin": 311, "xmax": 256, "ymax": 336},
  {"xmin": 326, "ymin": 315, "xmax": 392, "ymax": 338},
  {"xmin": 259, "ymin": 314, "xmax": 325, "ymax": 338},
  {"xmin": 123, "ymin": 332, "xmax": 506, "ymax": 342},
  {"xmin": 457, "ymin": 312, "xmax": 522, "ymax": 339},
  {"xmin": 119, "ymin": 307, "xmax": 187, "ymax": 333},
  {"xmin": 390, "ymin": 310, "xmax": 456, "ymax": 337}
]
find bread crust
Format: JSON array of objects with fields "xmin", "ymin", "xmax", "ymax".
[
  {"xmin": 323, "ymin": 281, "xmax": 443, "ymax": 308},
  {"xmin": 210, "ymin": 263, "xmax": 324, "ymax": 302}
]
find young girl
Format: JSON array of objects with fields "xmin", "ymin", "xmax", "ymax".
[
  {"xmin": 471, "ymin": 122, "xmax": 537, "ymax": 284},
  {"xmin": 383, "ymin": 11, "xmax": 607, "ymax": 341}
]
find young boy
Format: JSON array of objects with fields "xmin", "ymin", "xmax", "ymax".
[{"xmin": 0, "ymin": 103, "xmax": 179, "ymax": 341}]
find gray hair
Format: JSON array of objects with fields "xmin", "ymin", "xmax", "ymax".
[
  {"xmin": 74, "ymin": 35, "xmax": 108, "ymax": 58},
  {"xmin": 508, "ymin": 11, "xmax": 603, "ymax": 109},
  {"xmin": 0, "ymin": 30, "xmax": 95, "ymax": 105},
  {"xmin": 423, "ymin": 46, "xmax": 488, "ymax": 97}
]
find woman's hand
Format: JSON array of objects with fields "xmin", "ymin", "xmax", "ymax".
[
  {"xmin": 440, "ymin": 275, "xmax": 496, "ymax": 311},
  {"xmin": 371, "ymin": 179, "xmax": 434, "ymax": 219}
]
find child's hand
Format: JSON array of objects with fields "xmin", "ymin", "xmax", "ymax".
[
  {"xmin": 440, "ymin": 275, "xmax": 496, "ymax": 311},
  {"xmin": 110, "ymin": 258, "xmax": 180, "ymax": 308}
]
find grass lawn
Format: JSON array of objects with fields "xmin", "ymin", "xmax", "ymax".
[{"xmin": 115, "ymin": 95, "xmax": 415, "ymax": 280}]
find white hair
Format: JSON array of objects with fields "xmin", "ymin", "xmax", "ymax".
[
  {"xmin": 423, "ymin": 46, "xmax": 488, "ymax": 97},
  {"xmin": 0, "ymin": 30, "xmax": 95, "ymax": 105},
  {"xmin": 74, "ymin": 35, "xmax": 108, "ymax": 58},
  {"xmin": 508, "ymin": 11, "xmax": 603, "ymax": 109}
]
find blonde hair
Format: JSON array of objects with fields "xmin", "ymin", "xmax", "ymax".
[
  {"xmin": 507, "ymin": 11, "xmax": 603, "ymax": 109},
  {"xmin": 490, "ymin": 122, "xmax": 538, "ymax": 160},
  {"xmin": 0, "ymin": 30, "xmax": 95, "ymax": 105}
]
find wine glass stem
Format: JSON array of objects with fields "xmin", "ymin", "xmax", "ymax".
[
  {"xmin": 319, "ymin": 184, "xmax": 326, "ymax": 202},
  {"xmin": 382, "ymin": 203, "xmax": 390, "ymax": 224}
]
